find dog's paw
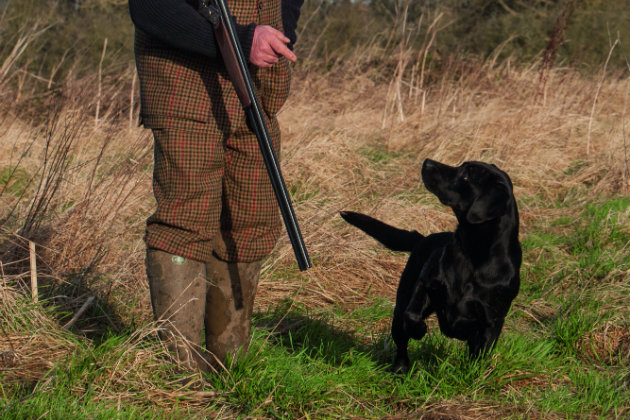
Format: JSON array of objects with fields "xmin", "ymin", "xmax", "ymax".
[{"xmin": 391, "ymin": 358, "xmax": 410, "ymax": 375}]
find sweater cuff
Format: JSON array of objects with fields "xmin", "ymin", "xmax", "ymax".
[{"xmin": 236, "ymin": 22, "xmax": 256, "ymax": 62}]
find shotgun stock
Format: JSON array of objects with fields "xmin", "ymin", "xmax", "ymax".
[{"xmin": 198, "ymin": 0, "xmax": 311, "ymax": 271}]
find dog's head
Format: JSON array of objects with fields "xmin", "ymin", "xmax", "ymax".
[{"xmin": 421, "ymin": 159, "xmax": 515, "ymax": 224}]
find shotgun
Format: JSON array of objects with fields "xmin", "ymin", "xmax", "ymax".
[{"xmin": 198, "ymin": 0, "xmax": 311, "ymax": 271}]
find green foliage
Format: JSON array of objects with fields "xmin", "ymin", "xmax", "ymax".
[
  {"xmin": 357, "ymin": 143, "xmax": 403, "ymax": 165},
  {"xmin": 289, "ymin": 179, "xmax": 321, "ymax": 203},
  {"xmin": 297, "ymin": 0, "xmax": 629, "ymax": 71},
  {"xmin": 561, "ymin": 199, "xmax": 630, "ymax": 282},
  {"xmin": 522, "ymin": 197, "xmax": 630, "ymax": 289},
  {"xmin": 0, "ymin": 393, "xmax": 165, "ymax": 420},
  {"xmin": 0, "ymin": 334, "xmax": 171, "ymax": 420},
  {"xmin": 204, "ymin": 293, "xmax": 629, "ymax": 419},
  {"xmin": 549, "ymin": 295, "xmax": 600, "ymax": 355},
  {"xmin": 0, "ymin": 0, "xmax": 133, "ymax": 89},
  {"xmin": 0, "ymin": 0, "xmax": 627, "ymax": 100},
  {"xmin": 0, "ymin": 167, "xmax": 32, "ymax": 197},
  {"xmin": 3, "ymin": 189, "xmax": 630, "ymax": 419}
]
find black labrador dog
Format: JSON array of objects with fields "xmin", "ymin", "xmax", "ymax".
[{"xmin": 341, "ymin": 159, "xmax": 521, "ymax": 372}]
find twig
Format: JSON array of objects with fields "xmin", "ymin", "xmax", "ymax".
[
  {"xmin": 95, "ymin": 37, "xmax": 108, "ymax": 128},
  {"xmin": 63, "ymin": 296, "xmax": 95, "ymax": 330},
  {"xmin": 295, "ymin": 0, "xmax": 322, "ymax": 46},
  {"xmin": 417, "ymin": 12, "xmax": 444, "ymax": 97},
  {"xmin": 622, "ymin": 58, "xmax": 630, "ymax": 191},
  {"xmin": 47, "ymin": 48, "xmax": 70, "ymax": 90},
  {"xmin": 0, "ymin": 261, "xmax": 7, "ymax": 302},
  {"xmin": 29, "ymin": 240, "xmax": 38, "ymax": 302},
  {"xmin": 95, "ymin": 301, "xmax": 121, "ymax": 333},
  {"xmin": 0, "ymin": 23, "xmax": 51, "ymax": 87},
  {"xmin": 538, "ymin": 0, "xmax": 579, "ymax": 95},
  {"xmin": 129, "ymin": 68, "xmax": 137, "ymax": 131},
  {"xmin": 15, "ymin": 59, "xmax": 30, "ymax": 103},
  {"xmin": 0, "ymin": 321, "xmax": 17, "ymax": 355},
  {"xmin": 0, "ymin": 260, "xmax": 5, "ymax": 286},
  {"xmin": 587, "ymin": 37, "xmax": 619, "ymax": 159}
]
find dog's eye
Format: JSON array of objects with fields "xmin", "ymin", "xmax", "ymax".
[{"xmin": 461, "ymin": 166, "xmax": 478, "ymax": 182}]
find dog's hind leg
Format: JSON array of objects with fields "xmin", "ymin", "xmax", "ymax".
[{"xmin": 391, "ymin": 309, "xmax": 413, "ymax": 373}]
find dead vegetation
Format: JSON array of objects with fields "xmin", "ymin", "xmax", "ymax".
[{"xmin": 1, "ymin": 11, "xmax": 629, "ymax": 417}]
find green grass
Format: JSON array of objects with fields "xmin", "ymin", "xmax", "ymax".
[
  {"xmin": 521, "ymin": 197, "xmax": 630, "ymax": 291},
  {"xmin": 0, "ymin": 166, "xmax": 32, "ymax": 197},
  {"xmin": 1, "ymin": 197, "xmax": 629, "ymax": 419},
  {"xmin": 4, "ymin": 302, "xmax": 627, "ymax": 419},
  {"xmin": 0, "ymin": 392, "xmax": 167, "ymax": 420},
  {"xmin": 289, "ymin": 179, "xmax": 321, "ymax": 203},
  {"xmin": 0, "ymin": 336, "xmax": 173, "ymax": 420},
  {"xmin": 356, "ymin": 142, "xmax": 409, "ymax": 168}
]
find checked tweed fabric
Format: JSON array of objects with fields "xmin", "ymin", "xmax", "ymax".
[{"xmin": 135, "ymin": 0, "xmax": 291, "ymax": 263}]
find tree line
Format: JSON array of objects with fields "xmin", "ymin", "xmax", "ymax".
[{"xmin": 0, "ymin": 0, "xmax": 627, "ymax": 98}]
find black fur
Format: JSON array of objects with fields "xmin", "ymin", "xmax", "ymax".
[{"xmin": 341, "ymin": 159, "xmax": 521, "ymax": 372}]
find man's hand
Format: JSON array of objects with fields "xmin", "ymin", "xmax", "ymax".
[{"xmin": 250, "ymin": 25, "xmax": 297, "ymax": 67}]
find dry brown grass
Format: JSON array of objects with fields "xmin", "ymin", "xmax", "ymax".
[
  {"xmin": 580, "ymin": 320, "xmax": 630, "ymax": 365},
  {"xmin": 0, "ymin": 284, "xmax": 75, "ymax": 384},
  {"xmin": 0, "ymin": 51, "xmax": 628, "ymax": 416},
  {"xmin": 261, "ymin": 61, "xmax": 629, "ymax": 311}
]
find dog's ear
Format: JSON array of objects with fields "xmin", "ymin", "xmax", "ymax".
[{"xmin": 466, "ymin": 183, "xmax": 510, "ymax": 224}]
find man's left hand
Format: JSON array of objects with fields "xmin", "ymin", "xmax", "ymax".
[{"xmin": 250, "ymin": 25, "xmax": 297, "ymax": 67}]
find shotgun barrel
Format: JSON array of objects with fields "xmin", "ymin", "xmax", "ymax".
[{"xmin": 199, "ymin": 0, "xmax": 311, "ymax": 271}]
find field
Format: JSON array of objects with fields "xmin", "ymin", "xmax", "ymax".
[{"xmin": 1, "ymin": 8, "xmax": 630, "ymax": 419}]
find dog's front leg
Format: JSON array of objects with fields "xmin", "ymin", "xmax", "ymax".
[
  {"xmin": 403, "ymin": 254, "xmax": 440, "ymax": 338},
  {"xmin": 391, "ymin": 253, "xmax": 432, "ymax": 373},
  {"xmin": 403, "ymin": 282, "xmax": 432, "ymax": 340},
  {"xmin": 392, "ymin": 299, "xmax": 431, "ymax": 372},
  {"xmin": 389, "ymin": 281, "xmax": 432, "ymax": 373},
  {"xmin": 467, "ymin": 319, "xmax": 504, "ymax": 358},
  {"xmin": 405, "ymin": 254, "xmax": 440, "ymax": 334}
]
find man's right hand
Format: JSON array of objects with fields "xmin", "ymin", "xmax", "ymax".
[{"xmin": 250, "ymin": 25, "xmax": 297, "ymax": 67}]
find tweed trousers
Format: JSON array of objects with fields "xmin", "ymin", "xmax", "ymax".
[{"xmin": 136, "ymin": 0, "xmax": 291, "ymax": 262}]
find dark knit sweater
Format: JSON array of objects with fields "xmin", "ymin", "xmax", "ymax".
[{"xmin": 128, "ymin": 0, "xmax": 304, "ymax": 61}]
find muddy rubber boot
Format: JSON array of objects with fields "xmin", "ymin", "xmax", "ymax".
[
  {"xmin": 146, "ymin": 249, "xmax": 209, "ymax": 371},
  {"xmin": 204, "ymin": 254, "xmax": 261, "ymax": 368}
]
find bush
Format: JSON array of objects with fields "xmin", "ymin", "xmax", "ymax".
[
  {"xmin": 0, "ymin": 0, "xmax": 627, "ymax": 101},
  {"xmin": 0, "ymin": 0, "xmax": 133, "ymax": 93},
  {"xmin": 295, "ymin": 0, "xmax": 629, "ymax": 71}
]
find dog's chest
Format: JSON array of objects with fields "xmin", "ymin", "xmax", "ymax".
[{"xmin": 436, "ymin": 248, "xmax": 515, "ymax": 300}]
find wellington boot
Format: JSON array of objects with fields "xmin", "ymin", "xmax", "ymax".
[
  {"xmin": 204, "ymin": 254, "xmax": 261, "ymax": 367},
  {"xmin": 146, "ymin": 249, "xmax": 209, "ymax": 371}
]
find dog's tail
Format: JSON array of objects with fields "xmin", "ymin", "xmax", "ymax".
[{"xmin": 340, "ymin": 211, "xmax": 423, "ymax": 252}]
